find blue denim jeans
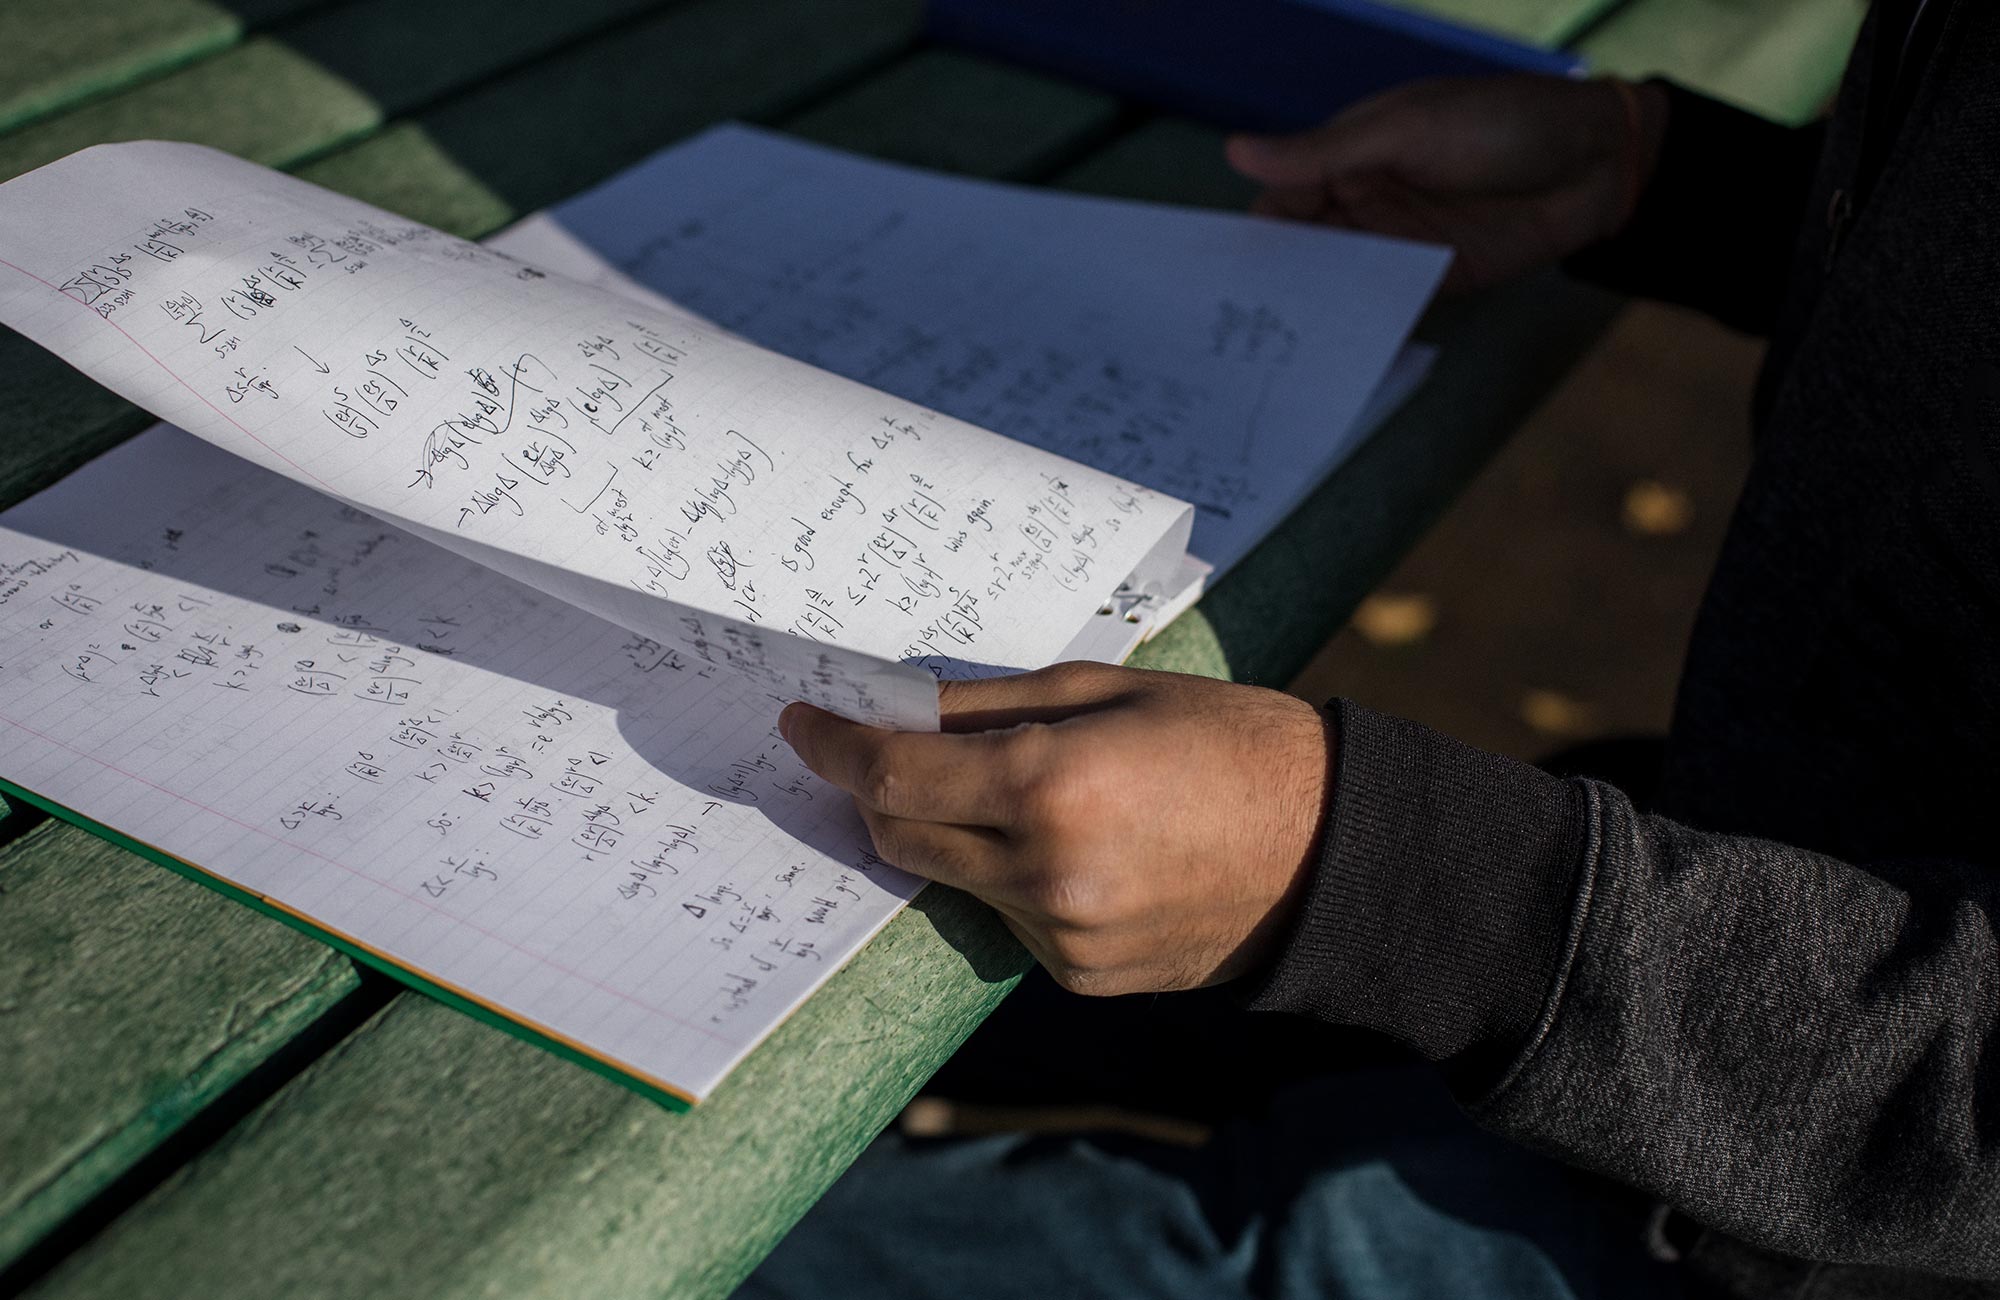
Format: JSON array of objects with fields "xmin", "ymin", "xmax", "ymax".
[{"xmin": 736, "ymin": 1064, "xmax": 1686, "ymax": 1300}]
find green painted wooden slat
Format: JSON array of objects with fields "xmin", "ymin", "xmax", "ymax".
[
  {"xmin": 783, "ymin": 48, "xmax": 1123, "ymax": 179},
  {"xmin": 0, "ymin": 821, "xmax": 362, "ymax": 1274},
  {"xmin": 416, "ymin": 0, "xmax": 925, "ymax": 214},
  {"xmin": 1580, "ymin": 0, "xmax": 1867, "ymax": 125},
  {"xmin": 0, "ymin": 0, "xmax": 241, "ymax": 134},
  {"xmin": 0, "ymin": 335, "xmax": 154, "ymax": 512},
  {"xmin": 0, "ymin": 36, "xmax": 380, "ymax": 184},
  {"xmin": 1054, "ymin": 115, "xmax": 1258, "ymax": 211},
  {"xmin": 278, "ymin": 0, "xmax": 684, "ymax": 119},
  {"xmin": 1388, "ymin": 0, "xmax": 1623, "ymax": 48},
  {"xmin": 25, "ymin": 888, "xmax": 1025, "ymax": 1300},
  {"xmin": 293, "ymin": 47, "xmax": 1121, "ymax": 241},
  {"xmin": 212, "ymin": 0, "xmax": 339, "ymax": 28},
  {"xmin": 292, "ymin": 121, "xmax": 516, "ymax": 238}
]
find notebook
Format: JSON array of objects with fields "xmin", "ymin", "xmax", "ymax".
[{"xmin": 0, "ymin": 134, "xmax": 1445, "ymax": 1105}]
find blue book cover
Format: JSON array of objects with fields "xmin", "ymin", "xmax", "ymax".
[{"xmin": 928, "ymin": 0, "xmax": 1588, "ymax": 133}]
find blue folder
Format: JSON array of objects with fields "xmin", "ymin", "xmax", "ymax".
[{"xmin": 927, "ymin": 0, "xmax": 1588, "ymax": 133}]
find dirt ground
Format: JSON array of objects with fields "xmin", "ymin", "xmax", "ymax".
[{"xmin": 1288, "ymin": 299, "xmax": 1765, "ymax": 762}]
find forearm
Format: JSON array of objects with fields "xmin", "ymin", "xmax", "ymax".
[
  {"xmin": 1567, "ymin": 83, "xmax": 1827, "ymax": 335},
  {"xmin": 1251, "ymin": 702, "xmax": 2000, "ymax": 1276}
]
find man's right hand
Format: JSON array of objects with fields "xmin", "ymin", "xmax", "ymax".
[{"xmin": 1226, "ymin": 74, "xmax": 1669, "ymax": 292}]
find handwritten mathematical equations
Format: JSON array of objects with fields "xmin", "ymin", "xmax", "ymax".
[
  {"xmin": 502, "ymin": 125, "xmax": 1451, "ymax": 577},
  {"xmin": 0, "ymin": 142, "xmax": 1207, "ymax": 1103},
  {"xmin": 0, "ymin": 143, "xmax": 1196, "ymax": 715},
  {"xmin": 0, "ymin": 431, "xmax": 919, "ymax": 1103}
]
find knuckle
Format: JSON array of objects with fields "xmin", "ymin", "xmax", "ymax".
[
  {"xmin": 1025, "ymin": 868, "xmax": 1112, "ymax": 931},
  {"xmin": 1007, "ymin": 738, "xmax": 1101, "ymax": 829},
  {"xmin": 860, "ymin": 807, "xmax": 905, "ymax": 865},
  {"xmin": 1043, "ymin": 753, "xmax": 1109, "ymax": 827}
]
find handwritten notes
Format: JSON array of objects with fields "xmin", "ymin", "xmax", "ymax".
[
  {"xmin": 0, "ymin": 142, "xmax": 1194, "ymax": 717},
  {"xmin": 0, "ymin": 132, "xmax": 1441, "ymax": 1103},
  {"xmin": 0, "ymin": 427, "xmax": 919, "ymax": 1103},
  {"xmin": 520, "ymin": 124, "xmax": 1449, "ymax": 576}
]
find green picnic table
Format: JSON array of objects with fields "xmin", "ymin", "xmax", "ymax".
[{"xmin": 0, "ymin": 1, "xmax": 1861, "ymax": 1295}]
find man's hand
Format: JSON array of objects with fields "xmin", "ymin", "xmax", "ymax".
[
  {"xmin": 779, "ymin": 662, "xmax": 1333, "ymax": 996},
  {"xmin": 1226, "ymin": 74, "xmax": 1669, "ymax": 292}
]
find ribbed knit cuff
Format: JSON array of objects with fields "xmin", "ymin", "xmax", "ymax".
[
  {"xmin": 1566, "ymin": 81, "xmax": 1825, "ymax": 336},
  {"xmin": 1246, "ymin": 701, "xmax": 1591, "ymax": 1079}
]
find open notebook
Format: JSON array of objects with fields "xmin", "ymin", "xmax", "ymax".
[{"xmin": 0, "ymin": 134, "xmax": 1445, "ymax": 1105}]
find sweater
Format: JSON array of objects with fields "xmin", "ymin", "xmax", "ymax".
[{"xmin": 1250, "ymin": 3, "xmax": 2000, "ymax": 1295}]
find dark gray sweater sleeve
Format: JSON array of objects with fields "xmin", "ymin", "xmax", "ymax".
[
  {"xmin": 1564, "ymin": 83, "xmax": 1826, "ymax": 337},
  {"xmin": 1249, "ymin": 701, "xmax": 2000, "ymax": 1278}
]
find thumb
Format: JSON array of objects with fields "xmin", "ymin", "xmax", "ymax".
[
  {"xmin": 1225, "ymin": 130, "xmax": 1335, "ymax": 187},
  {"xmin": 1226, "ymin": 92, "xmax": 1429, "ymax": 188}
]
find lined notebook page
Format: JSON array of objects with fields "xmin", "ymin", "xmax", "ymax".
[
  {"xmin": 0, "ymin": 142, "xmax": 1193, "ymax": 715},
  {"xmin": 0, "ymin": 428, "xmax": 921, "ymax": 1104},
  {"xmin": 526, "ymin": 124, "xmax": 1449, "ymax": 576}
]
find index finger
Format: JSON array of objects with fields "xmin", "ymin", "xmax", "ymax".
[{"xmin": 779, "ymin": 702, "xmax": 1019, "ymax": 827}]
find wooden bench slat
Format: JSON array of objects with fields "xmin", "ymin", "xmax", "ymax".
[
  {"xmin": 292, "ymin": 121, "xmax": 517, "ymax": 237},
  {"xmin": 277, "ymin": 0, "xmax": 686, "ymax": 119},
  {"xmin": 0, "ymin": 36, "xmax": 379, "ymax": 184},
  {"xmin": 1578, "ymin": 0, "xmax": 1866, "ymax": 125},
  {"xmin": 0, "ymin": 820, "xmax": 363, "ymax": 1275},
  {"xmin": 291, "ymin": 46, "xmax": 1122, "ymax": 244},
  {"xmin": 211, "ymin": 0, "xmax": 339, "ymax": 28},
  {"xmin": 25, "ymin": 887, "xmax": 1023, "ymax": 1300},
  {"xmin": 414, "ymin": 0, "xmax": 924, "ymax": 215},
  {"xmin": 782, "ymin": 47, "xmax": 1122, "ymax": 179},
  {"xmin": 1388, "ymin": 0, "xmax": 1622, "ymax": 48},
  {"xmin": 0, "ymin": 335, "xmax": 156, "ymax": 513},
  {"xmin": 0, "ymin": 0, "xmax": 241, "ymax": 135}
]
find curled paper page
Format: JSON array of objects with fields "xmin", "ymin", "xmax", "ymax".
[{"xmin": 0, "ymin": 142, "xmax": 1198, "ymax": 728}]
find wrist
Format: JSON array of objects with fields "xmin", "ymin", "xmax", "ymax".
[{"xmin": 1227, "ymin": 694, "xmax": 1337, "ymax": 982}]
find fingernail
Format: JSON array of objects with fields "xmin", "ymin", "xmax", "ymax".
[{"xmin": 777, "ymin": 704, "xmax": 796, "ymax": 744}]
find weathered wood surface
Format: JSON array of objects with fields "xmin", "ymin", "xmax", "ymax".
[
  {"xmin": 1393, "ymin": 0, "xmax": 1623, "ymax": 47},
  {"xmin": 277, "ymin": 0, "xmax": 684, "ymax": 118},
  {"xmin": 1579, "ymin": 0, "xmax": 1868, "ymax": 124},
  {"xmin": 24, "ymin": 888, "xmax": 1024, "ymax": 1300},
  {"xmin": 0, "ymin": 820, "xmax": 363, "ymax": 1275},
  {"xmin": 415, "ymin": 0, "xmax": 922, "ymax": 215},
  {"xmin": 0, "ymin": 37, "xmax": 378, "ymax": 183},
  {"xmin": 0, "ymin": 0, "xmax": 239, "ymax": 134}
]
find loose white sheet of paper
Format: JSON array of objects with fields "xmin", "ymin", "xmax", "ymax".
[
  {"xmin": 0, "ymin": 427, "xmax": 922, "ymax": 1103},
  {"xmin": 521, "ymin": 124, "xmax": 1449, "ymax": 577},
  {"xmin": 493, "ymin": 215, "xmax": 1438, "ymax": 575},
  {"xmin": 0, "ymin": 142, "xmax": 1194, "ymax": 719}
]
